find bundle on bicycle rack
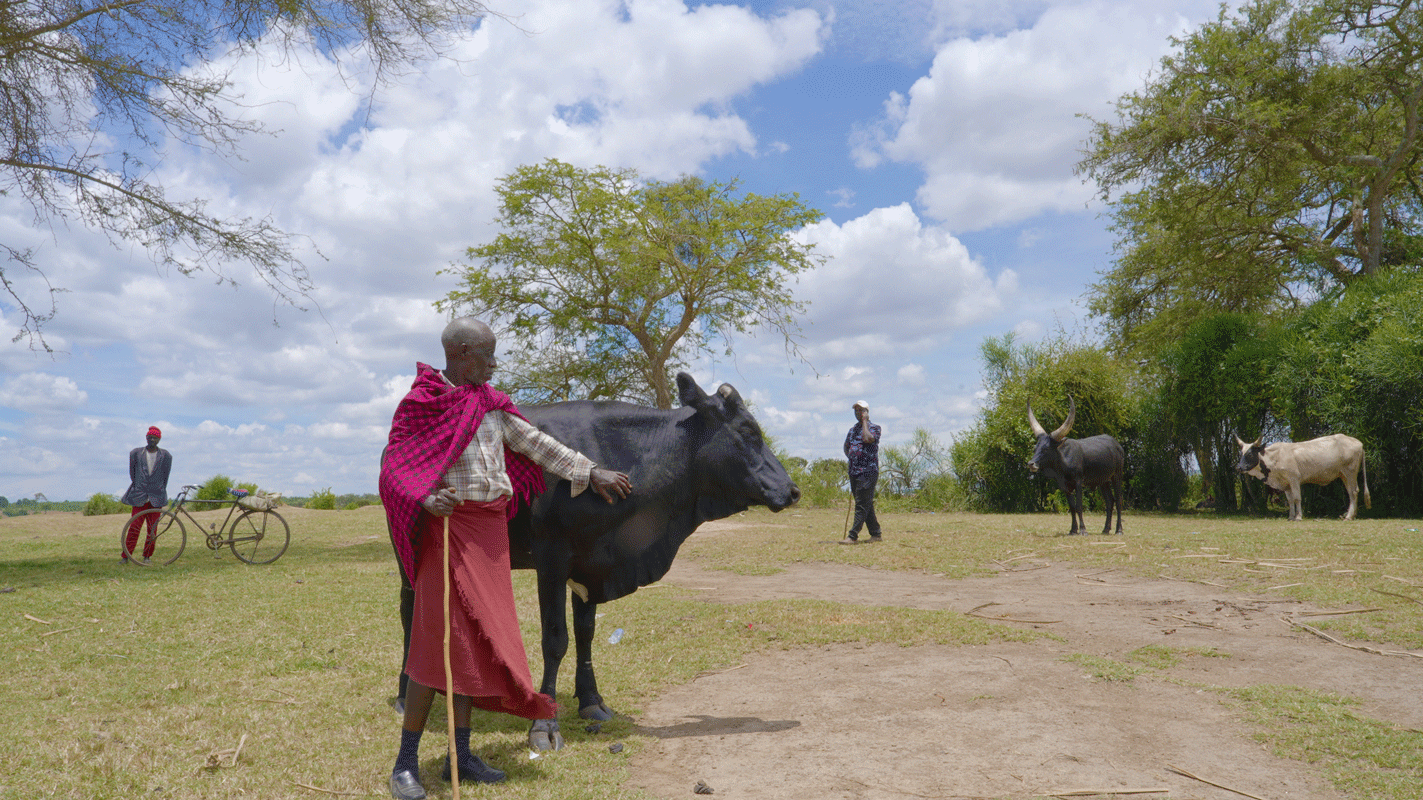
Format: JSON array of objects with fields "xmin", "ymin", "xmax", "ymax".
[{"xmin": 235, "ymin": 490, "xmax": 282, "ymax": 511}]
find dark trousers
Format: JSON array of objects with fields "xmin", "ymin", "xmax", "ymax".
[{"xmin": 848, "ymin": 472, "xmax": 881, "ymax": 539}]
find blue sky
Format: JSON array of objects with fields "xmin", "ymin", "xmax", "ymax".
[{"xmin": 0, "ymin": 0, "xmax": 1220, "ymax": 501}]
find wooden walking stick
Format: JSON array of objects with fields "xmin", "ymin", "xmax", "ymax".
[{"xmin": 442, "ymin": 515, "xmax": 460, "ymax": 800}]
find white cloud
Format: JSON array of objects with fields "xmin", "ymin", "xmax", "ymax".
[
  {"xmin": 853, "ymin": 0, "xmax": 1217, "ymax": 230},
  {"xmin": 794, "ymin": 203, "xmax": 1016, "ymax": 358},
  {"xmin": 0, "ymin": 373, "xmax": 87, "ymax": 412}
]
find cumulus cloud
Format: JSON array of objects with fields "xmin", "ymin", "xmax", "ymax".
[
  {"xmin": 794, "ymin": 203, "xmax": 1016, "ymax": 359},
  {"xmin": 853, "ymin": 0, "xmax": 1217, "ymax": 230},
  {"xmin": 0, "ymin": 373, "xmax": 87, "ymax": 412}
]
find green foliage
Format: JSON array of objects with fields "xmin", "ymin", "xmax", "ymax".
[
  {"xmin": 2, "ymin": 0, "xmax": 498, "ymax": 347},
  {"xmin": 779, "ymin": 455, "xmax": 848, "ymax": 509},
  {"xmin": 194, "ymin": 474, "xmax": 235, "ymax": 503},
  {"xmin": 438, "ymin": 159, "xmax": 825, "ymax": 409},
  {"xmin": 1079, "ymin": 0, "xmax": 1423, "ymax": 358},
  {"xmin": 82, "ymin": 493, "xmax": 127, "ymax": 516},
  {"xmin": 1151, "ymin": 313, "xmax": 1287, "ymax": 512},
  {"xmin": 951, "ymin": 331, "xmax": 1136, "ymax": 512},
  {"xmin": 880, "ymin": 428, "xmax": 950, "ymax": 496},
  {"xmin": 306, "ymin": 487, "xmax": 337, "ymax": 511},
  {"xmin": 1269, "ymin": 269, "xmax": 1423, "ymax": 514},
  {"xmin": 0, "ymin": 496, "xmax": 8, "ymax": 507}
]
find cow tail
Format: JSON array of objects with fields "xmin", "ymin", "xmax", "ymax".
[{"xmin": 1362, "ymin": 457, "xmax": 1372, "ymax": 510}]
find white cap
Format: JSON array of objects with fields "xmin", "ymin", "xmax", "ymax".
[{"xmin": 853, "ymin": 400, "xmax": 869, "ymax": 411}]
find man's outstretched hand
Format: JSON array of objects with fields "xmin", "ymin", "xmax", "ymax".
[{"xmin": 590, "ymin": 468, "xmax": 633, "ymax": 503}]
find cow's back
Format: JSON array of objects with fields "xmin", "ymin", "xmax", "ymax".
[{"xmin": 1269, "ymin": 434, "xmax": 1365, "ymax": 485}]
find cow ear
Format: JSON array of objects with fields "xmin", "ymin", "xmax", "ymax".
[
  {"xmin": 676, "ymin": 372, "xmax": 709, "ymax": 410},
  {"xmin": 716, "ymin": 383, "xmax": 743, "ymax": 411}
]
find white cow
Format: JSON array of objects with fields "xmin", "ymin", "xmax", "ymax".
[{"xmin": 1235, "ymin": 433, "xmax": 1371, "ymax": 521}]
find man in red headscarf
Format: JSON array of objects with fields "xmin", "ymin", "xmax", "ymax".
[
  {"xmin": 120, "ymin": 426, "xmax": 172, "ymax": 564},
  {"xmin": 380, "ymin": 316, "xmax": 631, "ymax": 800}
]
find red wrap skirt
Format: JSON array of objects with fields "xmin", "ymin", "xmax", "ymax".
[{"xmin": 404, "ymin": 499, "xmax": 556, "ymax": 720}]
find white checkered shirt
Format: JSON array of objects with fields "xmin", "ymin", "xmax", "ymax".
[{"xmin": 439, "ymin": 408, "xmax": 594, "ymax": 502}]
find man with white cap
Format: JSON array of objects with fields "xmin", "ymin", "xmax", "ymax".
[{"xmin": 840, "ymin": 401, "xmax": 882, "ymax": 544}]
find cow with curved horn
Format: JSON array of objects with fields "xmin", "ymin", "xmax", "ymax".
[
  {"xmin": 1234, "ymin": 433, "xmax": 1370, "ymax": 521},
  {"xmin": 1026, "ymin": 397, "xmax": 1125, "ymax": 535}
]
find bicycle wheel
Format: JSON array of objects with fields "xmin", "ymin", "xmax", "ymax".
[
  {"xmin": 119, "ymin": 509, "xmax": 186, "ymax": 566},
  {"xmin": 229, "ymin": 509, "xmax": 290, "ymax": 564}
]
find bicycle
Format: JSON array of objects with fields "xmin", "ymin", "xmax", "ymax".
[{"xmin": 120, "ymin": 484, "xmax": 290, "ymax": 566}]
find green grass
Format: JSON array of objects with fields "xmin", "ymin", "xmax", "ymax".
[{"xmin": 4, "ymin": 504, "xmax": 1421, "ymax": 799}]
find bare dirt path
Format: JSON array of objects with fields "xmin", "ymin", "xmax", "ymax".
[{"xmin": 624, "ymin": 521, "xmax": 1423, "ymax": 800}]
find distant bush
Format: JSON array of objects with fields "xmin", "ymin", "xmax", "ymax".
[
  {"xmin": 83, "ymin": 493, "xmax": 127, "ymax": 516},
  {"xmin": 195, "ymin": 475, "xmax": 235, "ymax": 503},
  {"xmin": 306, "ymin": 487, "xmax": 337, "ymax": 510}
]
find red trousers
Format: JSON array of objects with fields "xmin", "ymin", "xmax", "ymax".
[{"xmin": 123, "ymin": 503, "xmax": 159, "ymax": 560}]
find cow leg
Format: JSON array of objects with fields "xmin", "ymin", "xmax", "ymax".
[
  {"xmin": 571, "ymin": 593, "xmax": 614, "ymax": 721},
  {"xmin": 528, "ymin": 571, "xmax": 569, "ymax": 752},
  {"xmin": 1100, "ymin": 486, "xmax": 1114, "ymax": 535},
  {"xmin": 1112, "ymin": 476, "xmax": 1124, "ymax": 534},
  {"xmin": 1069, "ymin": 485, "xmax": 1084, "ymax": 534},
  {"xmin": 1341, "ymin": 473, "xmax": 1359, "ymax": 520},
  {"xmin": 1287, "ymin": 484, "xmax": 1303, "ymax": 521}
]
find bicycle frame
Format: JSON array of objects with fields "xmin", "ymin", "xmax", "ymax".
[{"xmin": 168, "ymin": 485, "xmax": 247, "ymax": 550}]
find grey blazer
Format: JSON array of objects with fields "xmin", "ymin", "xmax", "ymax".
[{"xmin": 120, "ymin": 447, "xmax": 172, "ymax": 507}]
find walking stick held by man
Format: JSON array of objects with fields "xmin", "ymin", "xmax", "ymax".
[{"xmin": 442, "ymin": 515, "xmax": 460, "ymax": 800}]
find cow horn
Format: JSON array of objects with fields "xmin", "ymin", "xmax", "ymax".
[
  {"xmin": 1251, "ymin": 435, "xmax": 1262, "ymax": 448},
  {"xmin": 1050, "ymin": 396, "xmax": 1075, "ymax": 442},
  {"xmin": 1026, "ymin": 402, "xmax": 1046, "ymax": 438},
  {"xmin": 1235, "ymin": 433, "xmax": 1248, "ymax": 449}
]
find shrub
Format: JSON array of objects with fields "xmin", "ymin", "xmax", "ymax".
[
  {"xmin": 83, "ymin": 493, "xmax": 127, "ymax": 516},
  {"xmin": 195, "ymin": 475, "xmax": 235, "ymax": 503},
  {"xmin": 307, "ymin": 487, "xmax": 337, "ymax": 510}
]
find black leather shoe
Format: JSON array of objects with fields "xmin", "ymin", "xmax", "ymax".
[
  {"xmin": 442, "ymin": 754, "xmax": 506, "ymax": 784},
  {"xmin": 389, "ymin": 769, "xmax": 426, "ymax": 800}
]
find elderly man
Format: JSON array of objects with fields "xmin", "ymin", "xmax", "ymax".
[
  {"xmin": 379, "ymin": 317, "xmax": 631, "ymax": 800},
  {"xmin": 839, "ymin": 400, "xmax": 882, "ymax": 544},
  {"xmin": 120, "ymin": 426, "xmax": 172, "ymax": 564}
]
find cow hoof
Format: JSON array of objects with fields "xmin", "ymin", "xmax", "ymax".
[
  {"xmin": 529, "ymin": 719, "xmax": 564, "ymax": 752},
  {"xmin": 579, "ymin": 701, "xmax": 615, "ymax": 721}
]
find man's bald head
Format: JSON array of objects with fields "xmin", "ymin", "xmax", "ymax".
[
  {"xmin": 442, "ymin": 316, "xmax": 494, "ymax": 355},
  {"xmin": 441, "ymin": 316, "xmax": 498, "ymax": 387}
]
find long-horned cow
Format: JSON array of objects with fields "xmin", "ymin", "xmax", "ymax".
[
  {"xmin": 1234, "ymin": 433, "xmax": 1370, "ymax": 520},
  {"xmin": 1027, "ymin": 397, "xmax": 1125, "ymax": 535}
]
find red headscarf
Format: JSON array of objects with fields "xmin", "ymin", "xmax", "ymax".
[{"xmin": 147, "ymin": 426, "xmax": 162, "ymax": 437}]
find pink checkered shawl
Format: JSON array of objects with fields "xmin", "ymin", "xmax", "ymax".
[{"xmin": 380, "ymin": 363, "xmax": 546, "ymax": 583}]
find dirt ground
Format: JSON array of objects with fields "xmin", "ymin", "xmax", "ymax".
[{"xmin": 624, "ymin": 521, "xmax": 1423, "ymax": 800}]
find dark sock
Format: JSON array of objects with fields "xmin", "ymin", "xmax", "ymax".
[
  {"xmin": 394, "ymin": 728, "xmax": 421, "ymax": 775},
  {"xmin": 444, "ymin": 727, "xmax": 504, "ymax": 782}
]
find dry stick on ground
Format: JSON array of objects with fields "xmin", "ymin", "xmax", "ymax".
[
  {"xmin": 1369, "ymin": 586, "xmax": 1423, "ymax": 606},
  {"xmin": 1049, "ymin": 790, "xmax": 1169, "ymax": 798},
  {"xmin": 693, "ymin": 663, "xmax": 748, "ymax": 681},
  {"xmin": 291, "ymin": 780, "xmax": 364, "ymax": 796},
  {"xmin": 1166, "ymin": 764, "xmax": 1269, "ymax": 800},
  {"xmin": 1283, "ymin": 616, "xmax": 1423, "ymax": 659},
  {"xmin": 204, "ymin": 733, "xmax": 247, "ymax": 769},
  {"xmin": 1294, "ymin": 607, "xmax": 1383, "ymax": 617},
  {"xmin": 965, "ymin": 602, "xmax": 1062, "ymax": 625}
]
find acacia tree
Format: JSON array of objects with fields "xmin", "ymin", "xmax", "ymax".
[
  {"xmin": 1078, "ymin": 0, "xmax": 1423, "ymax": 357},
  {"xmin": 439, "ymin": 159, "xmax": 825, "ymax": 409},
  {"xmin": 0, "ymin": 0, "xmax": 495, "ymax": 347}
]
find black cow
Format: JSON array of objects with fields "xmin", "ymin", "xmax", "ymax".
[
  {"xmin": 1026, "ymin": 397, "xmax": 1125, "ymax": 535},
  {"xmin": 392, "ymin": 373, "xmax": 800, "ymax": 750}
]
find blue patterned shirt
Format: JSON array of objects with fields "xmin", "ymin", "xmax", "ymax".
[{"xmin": 843, "ymin": 422, "xmax": 882, "ymax": 477}]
